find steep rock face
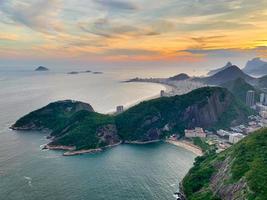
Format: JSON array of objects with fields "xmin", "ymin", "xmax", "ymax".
[
  {"xmin": 182, "ymin": 92, "xmax": 229, "ymax": 128},
  {"xmin": 97, "ymin": 124, "xmax": 120, "ymax": 146}
]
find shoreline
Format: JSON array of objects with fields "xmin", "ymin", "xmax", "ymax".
[
  {"xmin": 124, "ymin": 140, "xmax": 161, "ymax": 144},
  {"xmin": 165, "ymin": 139, "xmax": 203, "ymax": 157},
  {"xmin": 107, "ymin": 81, "xmax": 176, "ymax": 114},
  {"xmin": 45, "ymin": 139, "xmax": 202, "ymax": 157},
  {"xmin": 45, "ymin": 142, "xmax": 122, "ymax": 156}
]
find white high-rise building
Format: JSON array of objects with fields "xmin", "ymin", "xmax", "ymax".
[
  {"xmin": 260, "ymin": 93, "xmax": 265, "ymax": 104},
  {"xmin": 246, "ymin": 90, "xmax": 255, "ymax": 107}
]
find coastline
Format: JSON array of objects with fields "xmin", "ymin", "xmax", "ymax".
[
  {"xmin": 114, "ymin": 82, "xmax": 175, "ymax": 114},
  {"xmin": 165, "ymin": 139, "xmax": 203, "ymax": 157},
  {"xmin": 45, "ymin": 142, "xmax": 122, "ymax": 156},
  {"xmin": 124, "ymin": 140, "xmax": 161, "ymax": 144}
]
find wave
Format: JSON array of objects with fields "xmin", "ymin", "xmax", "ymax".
[{"xmin": 24, "ymin": 176, "xmax": 33, "ymax": 187}]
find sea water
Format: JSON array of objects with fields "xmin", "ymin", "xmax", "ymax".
[{"xmin": 0, "ymin": 67, "xmax": 196, "ymax": 200}]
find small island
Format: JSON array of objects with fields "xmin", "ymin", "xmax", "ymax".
[{"xmin": 35, "ymin": 66, "xmax": 49, "ymax": 71}]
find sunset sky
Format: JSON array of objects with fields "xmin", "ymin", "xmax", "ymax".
[{"xmin": 0, "ymin": 0, "xmax": 267, "ymax": 69}]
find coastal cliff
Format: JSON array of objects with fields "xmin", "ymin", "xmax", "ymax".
[
  {"xmin": 181, "ymin": 128, "xmax": 267, "ymax": 200},
  {"xmin": 11, "ymin": 87, "xmax": 251, "ymax": 154},
  {"xmin": 116, "ymin": 87, "xmax": 251, "ymax": 142}
]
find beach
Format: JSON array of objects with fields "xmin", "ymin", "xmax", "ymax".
[{"xmin": 166, "ymin": 139, "xmax": 203, "ymax": 156}]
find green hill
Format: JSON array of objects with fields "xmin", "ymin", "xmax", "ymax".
[
  {"xmin": 221, "ymin": 78, "xmax": 260, "ymax": 103},
  {"xmin": 116, "ymin": 87, "xmax": 252, "ymax": 141},
  {"xmin": 182, "ymin": 128, "xmax": 267, "ymax": 200},
  {"xmin": 11, "ymin": 87, "xmax": 252, "ymax": 151}
]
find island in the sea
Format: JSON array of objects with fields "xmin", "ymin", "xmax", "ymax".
[{"xmin": 35, "ymin": 66, "xmax": 49, "ymax": 71}]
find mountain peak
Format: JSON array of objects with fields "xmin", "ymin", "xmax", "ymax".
[
  {"xmin": 243, "ymin": 57, "xmax": 267, "ymax": 76},
  {"xmin": 207, "ymin": 61, "xmax": 233, "ymax": 76},
  {"xmin": 206, "ymin": 65, "xmax": 254, "ymax": 85}
]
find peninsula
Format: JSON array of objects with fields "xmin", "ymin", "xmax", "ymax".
[{"xmin": 11, "ymin": 87, "xmax": 252, "ymax": 156}]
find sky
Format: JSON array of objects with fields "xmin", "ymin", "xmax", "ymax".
[{"xmin": 0, "ymin": 0, "xmax": 267, "ymax": 72}]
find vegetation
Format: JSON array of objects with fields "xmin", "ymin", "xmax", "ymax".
[
  {"xmin": 116, "ymin": 87, "xmax": 251, "ymax": 141},
  {"xmin": 182, "ymin": 128, "xmax": 267, "ymax": 200},
  {"xmin": 192, "ymin": 138, "xmax": 213, "ymax": 153},
  {"xmin": 221, "ymin": 78, "xmax": 260, "ymax": 103},
  {"xmin": 13, "ymin": 87, "xmax": 252, "ymax": 150},
  {"xmin": 50, "ymin": 110, "xmax": 116, "ymax": 150}
]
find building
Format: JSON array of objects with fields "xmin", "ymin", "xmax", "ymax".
[
  {"xmin": 229, "ymin": 133, "xmax": 245, "ymax": 144},
  {"xmin": 116, "ymin": 105, "xmax": 124, "ymax": 114},
  {"xmin": 185, "ymin": 127, "xmax": 206, "ymax": 138},
  {"xmin": 160, "ymin": 90, "xmax": 165, "ymax": 97},
  {"xmin": 260, "ymin": 93, "xmax": 265, "ymax": 104},
  {"xmin": 246, "ymin": 90, "xmax": 255, "ymax": 107},
  {"xmin": 265, "ymin": 94, "xmax": 267, "ymax": 106},
  {"xmin": 217, "ymin": 129, "xmax": 230, "ymax": 137}
]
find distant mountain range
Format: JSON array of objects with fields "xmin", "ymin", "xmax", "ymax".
[
  {"xmin": 202, "ymin": 65, "xmax": 256, "ymax": 85},
  {"xmin": 207, "ymin": 58, "xmax": 267, "ymax": 77},
  {"xmin": 207, "ymin": 62, "xmax": 233, "ymax": 76},
  {"xmin": 243, "ymin": 57, "xmax": 267, "ymax": 76}
]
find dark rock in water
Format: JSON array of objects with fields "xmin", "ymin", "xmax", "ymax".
[
  {"xmin": 67, "ymin": 71, "xmax": 79, "ymax": 75},
  {"xmin": 93, "ymin": 71, "xmax": 103, "ymax": 74},
  {"xmin": 35, "ymin": 66, "xmax": 49, "ymax": 71}
]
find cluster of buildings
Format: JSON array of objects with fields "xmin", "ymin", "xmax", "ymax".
[{"xmin": 184, "ymin": 128, "xmax": 207, "ymax": 138}]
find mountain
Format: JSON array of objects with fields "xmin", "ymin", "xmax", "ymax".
[
  {"xmin": 11, "ymin": 100, "xmax": 119, "ymax": 151},
  {"xmin": 116, "ymin": 87, "xmax": 252, "ymax": 141},
  {"xmin": 243, "ymin": 57, "xmax": 267, "ymax": 76},
  {"xmin": 207, "ymin": 62, "xmax": 232, "ymax": 76},
  {"xmin": 12, "ymin": 87, "xmax": 252, "ymax": 153},
  {"xmin": 35, "ymin": 66, "xmax": 49, "ymax": 71},
  {"xmin": 257, "ymin": 75, "xmax": 267, "ymax": 89},
  {"xmin": 168, "ymin": 73, "xmax": 190, "ymax": 81},
  {"xmin": 221, "ymin": 78, "xmax": 260, "ymax": 103},
  {"xmin": 181, "ymin": 128, "xmax": 267, "ymax": 200},
  {"xmin": 205, "ymin": 65, "xmax": 255, "ymax": 85}
]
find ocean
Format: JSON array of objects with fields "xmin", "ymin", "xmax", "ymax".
[{"xmin": 0, "ymin": 67, "xmax": 196, "ymax": 200}]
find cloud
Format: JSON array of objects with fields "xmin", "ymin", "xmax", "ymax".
[
  {"xmin": 103, "ymin": 48, "xmax": 159, "ymax": 56},
  {"xmin": 182, "ymin": 48, "xmax": 246, "ymax": 58},
  {"xmin": 0, "ymin": 0, "xmax": 62, "ymax": 34},
  {"xmin": 94, "ymin": 0, "xmax": 139, "ymax": 11},
  {"xmin": 79, "ymin": 18, "xmax": 160, "ymax": 38}
]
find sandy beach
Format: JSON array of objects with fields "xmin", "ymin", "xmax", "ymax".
[{"xmin": 166, "ymin": 139, "xmax": 203, "ymax": 156}]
